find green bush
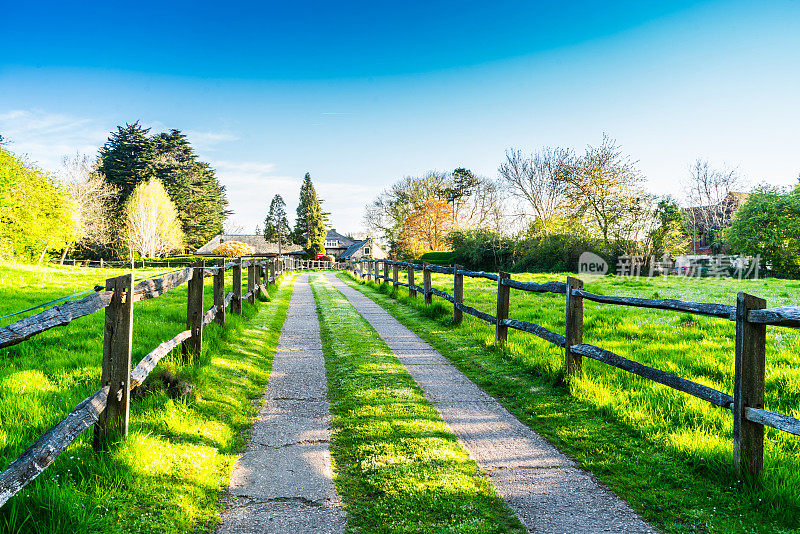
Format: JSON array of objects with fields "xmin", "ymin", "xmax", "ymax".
[
  {"xmin": 0, "ymin": 148, "xmax": 81, "ymax": 262},
  {"xmin": 419, "ymin": 251, "xmax": 456, "ymax": 265},
  {"xmin": 446, "ymin": 229, "xmax": 610, "ymax": 273},
  {"xmin": 514, "ymin": 234, "xmax": 610, "ymax": 273}
]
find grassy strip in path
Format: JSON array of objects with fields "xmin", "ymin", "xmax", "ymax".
[
  {"xmin": 1, "ymin": 268, "xmax": 296, "ymax": 533},
  {"xmin": 309, "ymin": 273, "xmax": 524, "ymax": 534},
  {"xmin": 341, "ymin": 273, "xmax": 800, "ymax": 534}
]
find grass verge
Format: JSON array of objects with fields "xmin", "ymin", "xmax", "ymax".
[
  {"xmin": 341, "ymin": 271, "xmax": 800, "ymax": 534},
  {"xmin": 309, "ymin": 272, "xmax": 525, "ymax": 534},
  {"xmin": 0, "ymin": 262, "xmax": 296, "ymax": 533}
]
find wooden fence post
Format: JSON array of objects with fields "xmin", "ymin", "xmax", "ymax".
[
  {"xmin": 383, "ymin": 261, "xmax": 389, "ymax": 284},
  {"xmin": 93, "ymin": 273, "xmax": 134, "ymax": 449},
  {"xmin": 256, "ymin": 262, "xmax": 263, "ymax": 297},
  {"xmin": 232, "ymin": 259, "xmax": 242, "ymax": 315},
  {"xmin": 423, "ymin": 262, "xmax": 432, "ymax": 304},
  {"xmin": 183, "ymin": 261, "xmax": 205, "ymax": 358},
  {"xmin": 213, "ymin": 258, "xmax": 225, "ymax": 326},
  {"xmin": 734, "ymin": 292, "xmax": 767, "ymax": 479},
  {"xmin": 270, "ymin": 259, "xmax": 276, "ymax": 283},
  {"xmin": 261, "ymin": 260, "xmax": 266, "ymax": 287},
  {"xmin": 392, "ymin": 263, "xmax": 399, "ymax": 291},
  {"xmin": 565, "ymin": 276, "xmax": 584, "ymax": 378},
  {"xmin": 408, "ymin": 265, "xmax": 416, "ymax": 298},
  {"xmin": 247, "ymin": 262, "xmax": 255, "ymax": 304},
  {"xmin": 496, "ymin": 271, "xmax": 511, "ymax": 345},
  {"xmin": 374, "ymin": 260, "xmax": 379, "ymax": 281},
  {"xmin": 453, "ymin": 264, "xmax": 463, "ymax": 325},
  {"xmin": 366, "ymin": 260, "xmax": 372, "ymax": 282}
]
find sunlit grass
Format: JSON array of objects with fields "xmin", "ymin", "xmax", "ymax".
[
  {"xmin": 345, "ymin": 270, "xmax": 800, "ymax": 533},
  {"xmin": 310, "ymin": 272, "xmax": 525, "ymax": 534},
  {"xmin": 0, "ymin": 262, "xmax": 295, "ymax": 533}
]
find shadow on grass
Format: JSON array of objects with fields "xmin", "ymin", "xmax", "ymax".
[
  {"xmin": 341, "ymin": 272, "xmax": 800, "ymax": 534},
  {"xmin": 0, "ymin": 275, "xmax": 298, "ymax": 534}
]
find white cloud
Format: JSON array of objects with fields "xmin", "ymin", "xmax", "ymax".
[
  {"xmin": 184, "ymin": 130, "xmax": 239, "ymax": 152},
  {"xmin": 211, "ymin": 158, "xmax": 379, "ymax": 235},
  {"xmin": 0, "ymin": 109, "xmax": 109, "ymax": 171}
]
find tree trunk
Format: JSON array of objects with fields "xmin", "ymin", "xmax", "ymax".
[
  {"xmin": 59, "ymin": 245, "xmax": 69, "ymax": 266},
  {"xmin": 37, "ymin": 241, "xmax": 52, "ymax": 266}
]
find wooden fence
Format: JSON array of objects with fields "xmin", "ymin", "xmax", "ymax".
[
  {"xmin": 0, "ymin": 255, "xmax": 305, "ymax": 507},
  {"xmin": 346, "ymin": 258, "xmax": 800, "ymax": 479}
]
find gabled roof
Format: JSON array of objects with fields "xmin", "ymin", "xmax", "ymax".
[
  {"xmin": 339, "ymin": 239, "xmax": 368, "ymax": 260},
  {"xmin": 326, "ymin": 229, "xmax": 355, "ymax": 247}
]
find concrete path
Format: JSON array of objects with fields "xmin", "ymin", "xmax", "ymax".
[
  {"xmin": 327, "ymin": 273, "xmax": 656, "ymax": 534},
  {"xmin": 217, "ymin": 275, "xmax": 345, "ymax": 534}
]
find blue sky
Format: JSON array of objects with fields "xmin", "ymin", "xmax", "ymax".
[{"xmin": 1, "ymin": 0, "xmax": 799, "ymax": 235}]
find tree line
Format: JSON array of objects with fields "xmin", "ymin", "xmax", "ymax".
[
  {"xmin": 0, "ymin": 123, "xmax": 229, "ymax": 262},
  {"xmin": 365, "ymin": 134, "xmax": 800, "ymax": 276}
]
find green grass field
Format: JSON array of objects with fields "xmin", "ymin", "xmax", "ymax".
[
  {"xmin": 0, "ymin": 263, "xmax": 294, "ymax": 533},
  {"xmin": 345, "ymin": 270, "xmax": 800, "ymax": 533},
  {"xmin": 311, "ymin": 272, "xmax": 525, "ymax": 533}
]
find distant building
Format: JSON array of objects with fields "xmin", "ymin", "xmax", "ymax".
[
  {"xmin": 324, "ymin": 229, "xmax": 355, "ymax": 258},
  {"xmin": 338, "ymin": 237, "xmax": 387, "ymax": 261},
  {"xmin": 195, "ymin": 234, "xmax": 305, "ymax": 255},
  {"xmin": 684, "ymin": 192, "xmax": 749, "ymax": 254}
]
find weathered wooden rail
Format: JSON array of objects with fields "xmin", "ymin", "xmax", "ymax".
[
  {"xmin": 0, "ymin": 255, "xmax": 296, "ymax": 507},
  {"xmin": 346, "ymin": 258, "xmax": 800, "ymax": 480}
]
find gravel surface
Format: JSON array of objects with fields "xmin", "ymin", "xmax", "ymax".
[
  {"xmin": 217, "ymin": 275, "xmax": 345, "ymax": 534},
  {"xmin": 328, "ymin": 273, "xmax": 657, "ymax": 534}
]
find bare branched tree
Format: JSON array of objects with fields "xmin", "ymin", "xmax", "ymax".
[
  {"xmin": 565, "ymin": 134, "xmax": 651, "ymax": 247},
  {"xmin": 454, "ymin": 176, "xmax": 504, "ymax": 229},
  {"xmin": 683, "ymin": 158, "xmax": 744, "ymax": 252},
  {"xmin": 223, "ymin": 219, "xmax": 246, "ymax": 234},
  {"xmin": 498, "ymin": 147, "xmax": 574, "ymax": 234},
  {"xmin": 58, "ymin": 153, "xmax": 119, "ymax": 261}
]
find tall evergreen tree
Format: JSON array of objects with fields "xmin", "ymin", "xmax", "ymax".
[
  {"xmin": 291, "ymin": 173, "xmax": 313, "ymax": 245},
  {"xmin": 97, "ymin": 125, "xmax": 229, "ymax": 251},
  {"xmin": 292, "ymin": 173, "xmax": 326, "ymax": 257},
  {"xmin": 264, "ymin": 194, "xmax": 290, "ymax": 254},
  {"xmin": 97, "ymin": 123, "xmax": 152, "ymax": 207},
  {"xmin": 148, "ymin": 130, "xmax": 230, "ymax": 249}
]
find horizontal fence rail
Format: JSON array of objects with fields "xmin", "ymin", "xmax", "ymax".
[
  {"xmin": 569, "ymin": 343, "xmax": 735, "ymax": 408},
  {"xmin": 571, "ymin": 289, "xmax": 736, "ymax": 320},
  {"xmin": 747, "ymin": 306, "xmax": 800, "ymax": 327},
  {"xmin": 0, "ymin": 255, "xmax": 295, "ymax": 507},
  {"xmin": 347, "ymin": 257, "xmax": 800, "ymax": 481}
]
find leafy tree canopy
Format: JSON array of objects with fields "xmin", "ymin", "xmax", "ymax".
[
  {"xmin": 726, "ymin": 185, "xmax": 800, "ymax": 275},
  {"xmin": 124, "ymin": 179, "xmax": 184, "ymax": 258},
  {"xmin": 0, "ymin": 148, "xmax": 81, "ymax": 261},
  {"xmin": 98, "ymin": 123, "xmax": 229, "ymax": 250}
]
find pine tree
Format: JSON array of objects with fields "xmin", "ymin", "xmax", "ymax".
[
  {"xmin": 292, "ymin": 173, "xmax": 326, "ymax": 257},
  {"xmin": 149, "ymin": 130, "xmax": 230, "ymax": 249},
  {"xmin": 291, "ymin": 173, "xmax": 313, "ymax": 245},
  {"xmin": 97, "ymin": 123, "xmax": 152, "ymax": 207},
  {"xmin": 98, "ymin": 125, "xmax": 230, "ymax": 251},
  {"xmin": 264, "ymin": 194, "xmax": 290, "ymax": 254}
]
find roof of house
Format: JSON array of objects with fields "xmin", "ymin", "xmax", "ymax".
[
  {"xmin": 196, "ymin": 234, "xmax": 304, "ymax": 255},
  {"xmin": 339, "ymin": 239, "xmax": 369, "ymax": 260},
  {"xmin": 326, "ymin": 229, "xmax": 355, "ymax": 248}
]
